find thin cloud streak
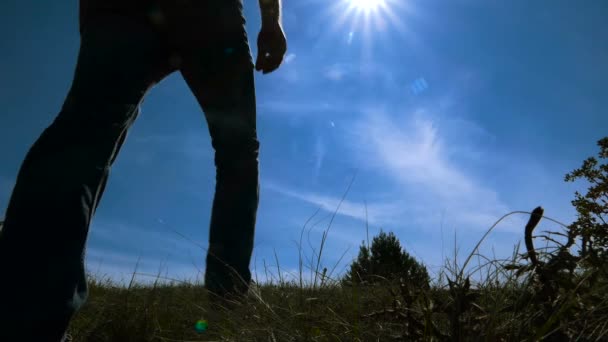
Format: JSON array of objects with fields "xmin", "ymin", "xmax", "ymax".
[
  {"xmin": 258, "ymin": 100, "xmax": 339, "ymax": 116},
  {"xmin": 264, "ymin": 180, "xmax": 406, "ymax": 226},
  {"xmin": 323, "ymin": 62, "xmax": 398, "ymax": 88}
]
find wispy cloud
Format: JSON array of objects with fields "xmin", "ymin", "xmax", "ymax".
[
  {"xmin": 323, "ymin": 62, "xmax": 399, "ymax": 88},
  {"xmin": 258, "ymin": 100, "xmax": 342, "ymax": 118},
  {"xmin": 263, "ymin": 96, "xmax": 522, "ymax": 234},
  {"xmin": 284, "ymin": 53, "xmax": 296, "ymax": 64},
  {"xmin": 278, "ymin": 55, "xmax": 300, "ymax": 83},
  {"xmin": 264, "ymin": 180, "xmax": 405, "ymax": 226},
  {"xmin": 345, "ymin": 106, "xmax": 521, "ymax": 232},
  {"xmin": 324, "ymin": 64, "xmax": 347, "ymax": 81},
  {"xmin": 355, "ymin": 114, "xmax": 473, "ymax": 196}
]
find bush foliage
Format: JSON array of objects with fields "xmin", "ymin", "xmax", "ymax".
[{"xmin": 341, "ymin": 229, "xmax": 430, "ymax": 289}]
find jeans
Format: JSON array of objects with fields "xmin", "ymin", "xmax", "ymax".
[{"xmin": 0, "ymin": 2, "xmax": 259, "ymax": 340}]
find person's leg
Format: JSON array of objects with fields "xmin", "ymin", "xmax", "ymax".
[
  {"xmin": 0, "ymin": 14, "xmax": 174, "ymax": 341},
  {"xmin": 173, "ymin": 1, "xmax": 259, "ymax": 299}
]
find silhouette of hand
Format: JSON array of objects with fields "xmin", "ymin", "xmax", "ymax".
[{"xmin": 255, "ymin": 22, "xmax": 287, "ymax": 74}]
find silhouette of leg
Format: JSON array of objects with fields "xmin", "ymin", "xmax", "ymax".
[
  {"xmin": 177, "ymin": 3, "xmax": 259, "ymax": 299},
  {"xmin": 0, "ymin": 14, "xmax": 174, "ymax": 341}
]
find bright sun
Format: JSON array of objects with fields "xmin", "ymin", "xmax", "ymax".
[
  {"xmin": 324, "ymin": 0, "xmax": 414, "ymax": 55},
  {"xmin": 332, "ymin": 0, "xmax": 410, "ymax": 35},
  {"xmin": 349, "ymin": 0, "xmax": 386, "ymax": 12}
]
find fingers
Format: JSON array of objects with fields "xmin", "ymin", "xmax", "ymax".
[
  {"xmin": 255, "ymin": 51, "xmax": 284, "ymax": 74},
  {"xmin": 255, "ymin": 33, "xmax": 287, "ymax": 74}
]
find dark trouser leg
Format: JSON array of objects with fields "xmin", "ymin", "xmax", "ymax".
[
  {"xmin": 177, "ymin": 5, "xmax": 259, "ymax": 298},
  {"xmin": 0, "ymin": 15, "xmax": 173, "ymax": 341}
]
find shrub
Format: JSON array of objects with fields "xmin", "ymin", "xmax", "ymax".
[{"xmin": 342, "ymin": 229, "xmax": 430, "ymax": 289}]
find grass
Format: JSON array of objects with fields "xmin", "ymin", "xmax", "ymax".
[
  {"xmin": 65, "ymin": 206, "xmax": 608, "ymax": 341},
  {"xmin": 63, "ymin": 214, "xmax": 608, "ymax": 341}
]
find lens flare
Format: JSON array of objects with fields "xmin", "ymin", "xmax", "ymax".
[{"xmin": 195, "ymin": 319, "xmax": 208, "ymax": 333}]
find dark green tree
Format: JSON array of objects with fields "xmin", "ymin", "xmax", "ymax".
[
  {"xmin": 565, "ymin": 137, "xmax": 608, "ymax": 264},
  {"xmin": 342, "ymin": 229, "xmax": 430, "ymax": 289}
]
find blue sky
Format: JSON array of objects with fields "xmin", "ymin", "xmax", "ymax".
[{"xmin": 1, "ymin": 0, "xmax": 607, "ymax": 286}]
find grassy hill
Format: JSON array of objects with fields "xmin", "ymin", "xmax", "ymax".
[{"xmin": 66, "ymin": 208, "xmax": 608, "ymax": 341}]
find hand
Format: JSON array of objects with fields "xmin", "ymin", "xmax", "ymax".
[{"xmin": 255, "ymin": 22, "xmax": 287, "ymax": 74}]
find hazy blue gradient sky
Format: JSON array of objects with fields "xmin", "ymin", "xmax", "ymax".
[{"xmin": 1, "ymin": 0, "xmax": 607, "ymax": 286}]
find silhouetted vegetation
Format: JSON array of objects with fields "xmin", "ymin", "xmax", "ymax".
[
  {"xmin": 64, "ymin": 137, "xmax": 608, "ymax": 341},
  {"xmin": 341, "ymin": 229, "xmax": 430, "ymax": 289}
]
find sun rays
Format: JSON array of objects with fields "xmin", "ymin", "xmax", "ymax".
[
  {"xmin": 314, "ymin": 0, "xmax": 416, "ymax": 61},
  {"xmin": 347, "ymin": 0, "xmax": 387, "ymax": 13},
  {"xmin": 327, "ymin": 0, "xmax": 413, "ymax": 37}
]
